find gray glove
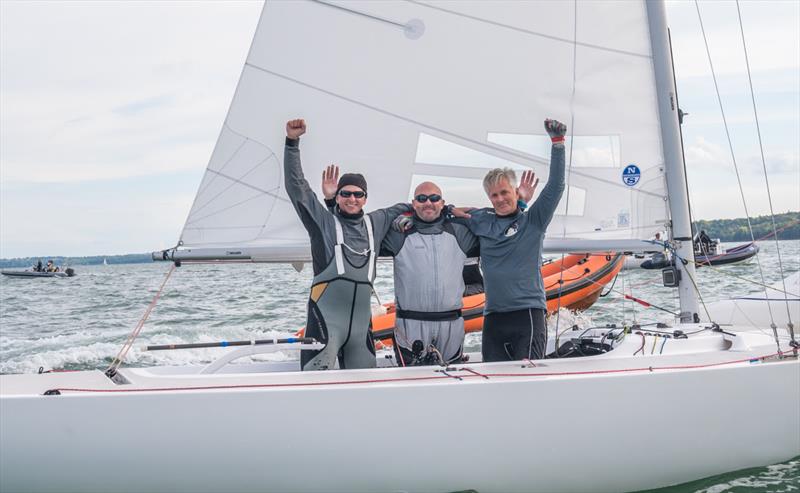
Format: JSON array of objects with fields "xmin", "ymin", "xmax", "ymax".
[
  {"xmin": 392, "ymin": 213, "xmax": 414, "ymax": 233},
  {"xmin": 544, "ymin": 119, "xmax": 567, "ymax": 144}
]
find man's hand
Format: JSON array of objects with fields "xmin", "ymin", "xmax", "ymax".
[
  {"xmin": 392, "ymin": 212, "xmax": 414, "ymax": 233},
  {"xmin": 286, "ymin": 119, "xmax": 306, "ymax": 139},
  {"xmin": 322, "ymin": 165, "xmax": 339, "ymax": 199},
  {"xmin": 517, "ymin": 170, "xmax": 538, "ymax": 203},
  {"xmin": 544, "ymin": 118, "xmax": 567, "ymax": 144},
  {"xmin": 450, "ymin": 206, "xmax": 474, "ymax": 219}
]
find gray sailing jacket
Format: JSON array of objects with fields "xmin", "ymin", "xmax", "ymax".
[
  {"xmin": 284, "ymin": 138, "xmax": 410, "ymax": 275},
  {"xmin": 456, "ymin": 144, "xmax": 566, "ymax": 314},
  {"xmin": 381, "ymin": 214, "xmax": 479, "ymax": 313}
]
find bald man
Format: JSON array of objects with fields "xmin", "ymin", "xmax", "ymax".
[{"xmin": 378, "ymin": 181, "xmax": 479, "ymax": 365}]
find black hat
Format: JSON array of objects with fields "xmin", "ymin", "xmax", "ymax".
[{"xmin": 337, "ymin": 173, "xmax": 367, "ymax": 194}]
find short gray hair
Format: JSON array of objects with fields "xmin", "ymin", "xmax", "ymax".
[{"xmin": 483, "ymin": 168, "xmax": 517, "ymax": 194}]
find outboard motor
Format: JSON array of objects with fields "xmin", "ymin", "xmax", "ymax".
[{"xmin": 65, "ymin": 268, "xmax": 76, "ymax": 277}]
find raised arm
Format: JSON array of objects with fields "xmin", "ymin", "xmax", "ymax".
[
  {"xmin": 284, "ymin": 119, "xmax": 329, "ymax": 227},
  {"xmin": 528, "ymin": 119, "xmax": 567, "ymax": 228}
]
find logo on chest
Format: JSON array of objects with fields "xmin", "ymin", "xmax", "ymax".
[{"xmin": 504, "ymin": 221, "xmax": 520, "ymax": 237}]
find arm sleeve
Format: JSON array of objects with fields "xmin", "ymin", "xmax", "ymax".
[
  {"xmin": 379, "ymin": 229, "xmax": 405, "ymax": 257},
  {"xmin": 284, "ymin": 138, "xmax": 330, "ymax": 232},
  {"xmin": 368, "ymin": 202, "xmax": 413, "ymax": 238},
  {"xmin": 528, "ymin": 144, "xmax": 566, "ymax": 228},
  {"xmin": 452, "ymin": 223, "xmax": 480, "ymax": 257}
]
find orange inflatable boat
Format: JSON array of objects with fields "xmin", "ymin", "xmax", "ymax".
[{"xmin": 299, "ymin": 252, "xmax": 624, "ymax": 345}]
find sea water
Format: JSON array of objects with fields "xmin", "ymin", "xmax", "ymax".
[{"xmin": 2, "ymin": 239, "xmax": 799, "ymax": 492}]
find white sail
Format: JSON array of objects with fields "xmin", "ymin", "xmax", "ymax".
[{"xmin": 176, "ymin": 0, "xmax": 669, "ymax": 261}]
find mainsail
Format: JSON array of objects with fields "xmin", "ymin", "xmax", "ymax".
[{"xmin": 175, "ymin": 0, "xmax": 670, "ymax": 262}]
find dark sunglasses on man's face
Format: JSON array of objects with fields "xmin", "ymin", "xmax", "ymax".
[
  {"xmin": 414, "ymin": 194, "xmax": 442, "ymax": 203},
  {"xmin": 339, "ymin": 190, "xmax": 366, "ymax": 199}
]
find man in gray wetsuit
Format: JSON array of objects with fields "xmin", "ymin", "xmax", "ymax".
[
  {"xmin": 379, "ymin": 181, "xmax": 479, "ymax": 365},
  {"xmin": 457, "ymin": 118, "xmax": 567, "ymax": 362},
  {"xmin": 284, "ymin": 119, "xmax": 411, "ymax": 371}
]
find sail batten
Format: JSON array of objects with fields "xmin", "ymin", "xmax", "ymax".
[{"xmin": 177, "ymin": 0, "xmax": 670, "ymax": 259}]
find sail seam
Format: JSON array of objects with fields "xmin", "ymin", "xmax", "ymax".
[
  {"xmin": 407, "ymin": 0, "xmax": 652, "ymax": 59},
  {"xmin": 190, "ymin": 154, "xmax": 278, "ymax": 218}
]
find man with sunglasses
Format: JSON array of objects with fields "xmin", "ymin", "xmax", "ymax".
[
  {"xmin": 284, "ymin": 119, "xmax": 411, "ymax": 371},
  {"xmin": 375, "ymin": 182, "xmax": 480, "ymax": 365}
]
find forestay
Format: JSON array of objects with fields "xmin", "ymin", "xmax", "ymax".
[{"xmin": 176, "ymin": 0, "xmax": 669, "ymax": 262}]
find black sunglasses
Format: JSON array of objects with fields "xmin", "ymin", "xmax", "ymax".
[
  {"xmin": 414, "ymin": 193, "xmax": 442, "ymax": 203},
  {"xmin": 339, "ymin": 190, "xmax": 366, "ymax": 199}
]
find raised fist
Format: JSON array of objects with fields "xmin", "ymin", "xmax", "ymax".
[
  {"xmin": 544, "ymin": 119, "xmax": 567, "ymax": 142},
  {"xmin": 286, "ymin": 119, "xmax": 306, "ymax": 139}
]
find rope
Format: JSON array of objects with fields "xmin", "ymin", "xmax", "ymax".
[
  {"xmin": 106, "ymin": 264, "xmax": 176, "ymax": 377},
  {"xmin": 735, "ymin": 0, "xmax": 796, "ymax": 346},
  {"xmin": 695, "ymin": 1, "xmax": 779, "ymax": 353},
  {"xmin": 553, "ymin": 0, "xmax": 579, "ymax": 354},
  {"xmin": 672, "ymin": 249, "xmax": 798, "ymax": 297}
]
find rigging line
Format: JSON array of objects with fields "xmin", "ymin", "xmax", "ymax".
[
  {"xmin": 673, "ymin": 250, "xmax": 798, "ymax": 297},
  {"xmin": 406, "ymin": 0, "xmax": 652, "ymax": 60},
  {"xmin": 553, "ymin": 0, "xmax": 579, "ymax": 352},
  {"xmin": 666, "ymin": 28, "xmax": 697, "ymax": 248},
  {"xmin": 694, "ymin": 1, "xmax": 776, "ymax": 333},
  {"xmin": 673, "ymin": 250, "xmax": 713, "ymax": 324},
  {"xmin": 735, "ymin": 0, "xmax": 795, "ymax": 338},
  {"xmin": 243, "ymin": 63, "xmax": 667, "ymax": 199},
  {"xmin": 311, "ymin": 0, "xmax": 407, "ymax": 29},
  {"xmin": 190, "ymin": 154, "xmax": 276, "ymax": 218},
  {"xmin": 106, "ymin": 264, "xmax": 176, "ymax": 377}
]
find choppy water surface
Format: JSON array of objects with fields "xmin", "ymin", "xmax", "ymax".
[{"xmin": 2, "ymin": 240, "xmax": 799, "ymax": 492}]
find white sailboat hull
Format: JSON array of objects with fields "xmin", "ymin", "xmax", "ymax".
[{"xmin": 2, "ymin": 329, "xmax": 798, "ymax": 493}]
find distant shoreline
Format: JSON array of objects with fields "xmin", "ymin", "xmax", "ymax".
[{"xmin": 2, "ymin": 212, "xmax": 797, "ymax": 268}]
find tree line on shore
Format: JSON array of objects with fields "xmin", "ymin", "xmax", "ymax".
[
  {"xmin": 1, "ymin": 212, "xmax": 797, "ymax": 268},
  {"xmin": 693, "ymin": 211, "xmax": 799, "ymax": 243}
]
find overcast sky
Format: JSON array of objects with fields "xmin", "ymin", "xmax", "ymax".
[{"xmin": 1, "ymin": 0, "xmax": 798, "ymax": 258}]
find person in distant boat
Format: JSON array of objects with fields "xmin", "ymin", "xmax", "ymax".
[
  {"xmin": 450, "ymin": 119, "xmax": 566, "ymax": 362},
  {"xmin": 284, "ymin": 118, "xmax": 412, "ymax": 371},
  {"xmin": 35, "ymin": 260, "xmax": 43, "ymax": 272},
  {"xmin": 697, "ymin": 230, "xmax": 712, "ymax": 252},
  {"xmin": 45, "ymin": 260, "xmax": 56, "ymax": 272}
]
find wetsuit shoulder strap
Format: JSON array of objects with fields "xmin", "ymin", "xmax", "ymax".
[
  {"xmin": 365, "ymin": 215, "xmax": 375, "ymax": 281},
  {"xmin": 333, "ymin": 215, "xmax": 345, "ymax": 275}
]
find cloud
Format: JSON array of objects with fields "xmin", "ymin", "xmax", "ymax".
[
  {"xmin": 684, "ymin": 137, "xmax": 799, "ymax": 176},
  {"xmin": 0, "ymin": 1, "xmax": 263, "ymax": 185},
  {"xmin": 667, "ymin": 1, "xmax": 800, "ymax": 79}
]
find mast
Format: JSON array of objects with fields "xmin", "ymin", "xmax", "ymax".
[{"xmin": 645, "ymin": 0, "xmax": 700, "ymax": 322}]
